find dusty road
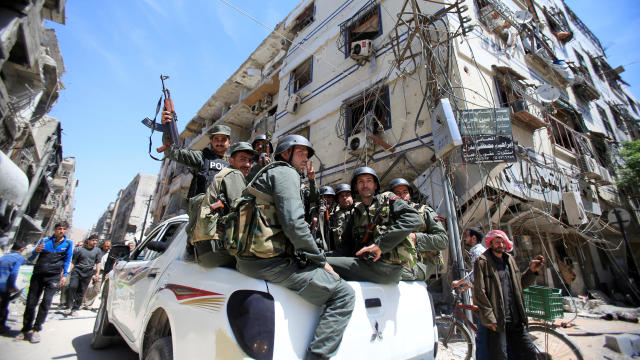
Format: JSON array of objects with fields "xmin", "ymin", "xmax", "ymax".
[{"xmin": 0, "ymin": 295, "xmax": 136, "ymax": 360}]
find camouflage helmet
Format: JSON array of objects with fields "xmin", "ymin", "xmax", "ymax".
[
  {"xmin": 208, "ymin": 124, "xmax": 231, "ymax": 137},
  {"xmin": 319, "ymin": 186, "xmax": 336, "ymax": 196},
  {"xmin": 350, "ymin": 166, "xmax": 380, "ymax": 194},
  {"xmin": 229, "ymin": 142, "xmax": 257, "ymax": 157},
  {"xmin": 252, "ymin": 134, "xmax": 273, "ymax": 153},
  {"xmin": 389, "ymin": 178, "xmax": 412, "ymax": 194},
  {"xmin": 274, "ymin": 134, "xmax": 315, "ymax": 159},
  {"xmin": 335, "ymin": 183, "xmax": 351, "ymax": 195}
]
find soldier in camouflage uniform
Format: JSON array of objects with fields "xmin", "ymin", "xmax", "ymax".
[
  {"xmin": 329, "ymin": 184, "xmax": 354, "ymax": 251},
  {"xmin": 246, "ymin": 134, "xmax": 273, "ymax": 182},
  {"xmin": 309, "ymin": 186, "xmax": 335, "ymax": 250},
  {"xmin": 191, "ymin": 142, "xmax": 256, "ymax": 267},
  {"xmin": 328, "ymin": 167, "xmax": 424, "ymax": 284},
  {"xmin": 234, "ymin": 135, "xmax": 354, "ymax": 360},
  {"xmin": 389, "ymin": 178, "xmax": 448, "ymax": 281}
]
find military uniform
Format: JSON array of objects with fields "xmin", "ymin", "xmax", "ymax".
[
  {"xmin": 164, "ymin": 124, "xmax": 231, "ymax": 198},
  {"xmin": 234, "ymin": 136, "xmax": 354, "ymax": 359},
  {"xmin": 329, "ymin": 205, "xmax": 354, "ymax": 251},
  {"xmin": 328, "ymin": 191, "xmax": 424, "ymax": 284},
  {"xmin": 190, "ymin": 142, "xmax": 253, "ymax": 267},
  {"xmin": 401, "ymin": 203, "xmax": 448, "ymax": 281}
]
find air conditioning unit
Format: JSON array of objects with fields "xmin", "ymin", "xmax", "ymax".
[
  {"xmin": 597, "ymin": 165, "xmax": 614, "ymax": 185},
  {"xmin": 350, "ymin": 40, "xmax": 373, "ymax": 60},
  {"xmin": 347, "ymin": 133, "xmax": 371, "ymax": 154},
  {"xmin": 577, "ymin": 155, "xmax": 600, "ymax": 179},
  {"xmin": 286, "ymin": 94, "xmax": 301, "ymax": 114},
  {"xmin": 250, "ymin": 100, "xmax": 263, "ymax": 115},
  {"xmin": 263, "ymin": 94, "xmax": 273, "ymax": 108},
  {"xmin": 562, "ymin": 191, "xmax": 588, "ymax": 226},
  {"xmin": 430, "ymin": 98, "xmax": 462, "ymax": 159}
]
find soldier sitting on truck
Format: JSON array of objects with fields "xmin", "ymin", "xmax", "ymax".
[
  {"xmin": 388, "ymin": 178, "xmax": 449, "ymax": 282},
  {"xmin": 328, "ymin": 167, "xmax": 424, "ymax": 284},
  {"xmin": 191, "ymin": 142, "xmax": 256, "ymax": 267}
]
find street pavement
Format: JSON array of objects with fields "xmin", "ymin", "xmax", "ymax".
[{"xmin": 0, "ymin": 294, "xmax": 136, "ymax": 360}]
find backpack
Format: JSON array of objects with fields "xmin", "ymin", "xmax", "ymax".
[
  {"xmin": 189, "ymin": 167, "xmax": 236, "ymax": 245},
  {"xmin": 223, "ymin": 162, "xmax": 288, "ymax": 258}
]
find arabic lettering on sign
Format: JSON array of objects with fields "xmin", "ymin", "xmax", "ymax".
[
  {"xmin": 458, "ymin": 108, "xmax": 511, "ymax": 136},
  {"xmin": 461, "ymin": 135, "xmax": 516, "ymax": 163}
]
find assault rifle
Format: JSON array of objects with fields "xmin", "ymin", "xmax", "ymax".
[
  {"xmin": 358, "ymin": 204, "xmax": 385, "ymax": 261},
  {"xmin": 141, "ymin": 75, "xmax": 182, "ymax": 160}
]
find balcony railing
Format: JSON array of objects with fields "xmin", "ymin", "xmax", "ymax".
[{"xmin": 547, "ymin": 114, "xmax": 591, "ymax": 156}]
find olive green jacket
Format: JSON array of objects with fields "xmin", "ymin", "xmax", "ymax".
[
  {"xmin": 412, "ymin": 203, "xmax": 448, "ymax": 255},
  {"xmin": 251, "ymin": 163, "xmax": 326, "ymax": 267},
  {"xmin": 338, "ymin": 192, "xmax": 423, "ymax": 258},
  {"xmin": 164, "ymin": 146, "xmax": 226, "ymax": 170},
  {"xmin": 330, "ymin": 205, "xmax": 354, "ymax": 250},
  {"xmin": 473, "ymin": 250, "xmax": 537, "ymax": 332}
]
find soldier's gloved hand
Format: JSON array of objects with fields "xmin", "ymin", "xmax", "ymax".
[
  {"xmin": 356, "ymin": 244, "xmax": 382, "ymax": 262},
  {"xmin": 324, "ymin": 262, "xmax": 340, "ymax": 278}
]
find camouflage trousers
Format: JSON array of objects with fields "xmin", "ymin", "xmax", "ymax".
[
  {"xmin": 236, "ymin": 256, "xmax": 355, "ymax": 358},
  {"xmin": 400, "ymin": 261, "xmax": 437, "ymax": 281},
  {"xmin": 327, "ymin": 257, "xmax": 403, "ymax": 284}
]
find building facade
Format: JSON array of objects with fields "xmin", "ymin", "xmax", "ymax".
[
  {"xmin": 0, "ymin": 0, "xmax": 68, "ymax": 248},
  {"xmin": 151, "ymin": 0, "xmax": 640, "ymax": 301}
]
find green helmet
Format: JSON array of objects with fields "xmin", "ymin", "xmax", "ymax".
[
  {"xmin": 229, "ymin": 142, "xmax": 257, "ymax": 157},
  {"xmin": 274, "ymin": 134, "xmax": 315, "ymax": 159},
  {"xmin": 389, "ymin": 178, "xmax": 412, "ymax": 194},
  {"xmin": 208, "ymin": 124, "xmax": 231, "ymax": 137},
  {"xmin": 350, "ymin": 167, "xmax": 380, "ymax": 194}
]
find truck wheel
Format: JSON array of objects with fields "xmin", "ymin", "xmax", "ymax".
[
  {"xmin": 90, "ymin": 288, "xmax": 112, "ymax": 349},
  {"xmin": 145, "ymin": 336, "xmax": 173, "ymax": 360}
]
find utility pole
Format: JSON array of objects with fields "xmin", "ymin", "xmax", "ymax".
[{"xmin": 139, "ymin": 195, "xmax": 153, "ymax": 244}]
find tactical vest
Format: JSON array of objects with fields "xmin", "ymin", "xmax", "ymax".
[
  {"xmin": 190, "ymin": 167, "xmax": 238, "ymax": 244},
  {"xmin": 413, "ymin": 203, "xmax": 444, "ymax": 266},
  {"xmin": 187, "ymin": 147, "xmax": 229, "ymax": 198},
  {"xmin": 353, "ymin": 192, "xmax": 417, "ymax": 268},
  {"xmin": 225, "ymin": 162, "xmax": 289, "ymax": 258}
]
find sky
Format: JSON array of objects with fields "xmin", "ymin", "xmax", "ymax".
[{"xmin": 47, "ymin": 0, "xmax": 640, "ymax": 232}]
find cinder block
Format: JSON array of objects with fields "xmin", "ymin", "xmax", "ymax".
[{"xmin": 605, "ymin": 334, "xmax": 640, "ymax": 355}]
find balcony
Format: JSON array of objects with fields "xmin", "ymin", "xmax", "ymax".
[
  {"xmin": 548, "ymin": 114, "xmax": 591, "ymax": 156},
  {"xmin": 570, "ymin": 66, "xmax": 600, "ymax": 102},
  {"xmin": 543, "ymin": 6, "xmax": 573, "ymax": 43},
  {"xmin": 511, "ymin": 99, "xmax": 548, "ymax": 130},
  {"xmin": 521, "ymin": 28, "xmax": 569, "ymax": 87}
]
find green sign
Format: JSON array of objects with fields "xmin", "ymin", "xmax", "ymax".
[{"xmin": 458, "ymin": 108, "xmax": 511, "ymax": 136}]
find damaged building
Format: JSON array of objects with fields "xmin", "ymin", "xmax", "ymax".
[
  {"xmin": 150, "ymin": 0, "xmax": 640, "ymax": 303},
  {"xmin": 0, "ymin": 0, "xmax": 70, "ymax": 248}
]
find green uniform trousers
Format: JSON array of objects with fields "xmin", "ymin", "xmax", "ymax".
[
  {"xmin": 327, "ymin": 257, "xmax": 403, "ymax": 284},
  {"xmin": 236, "ymin": 256, "xmax": 355, "ymax": 359},
  {"xmin": 401, "ymin": 261, "xmax": 438, "ymax": 281}
]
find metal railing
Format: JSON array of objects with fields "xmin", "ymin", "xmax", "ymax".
[{"xmin": 547, "ymin": 114, "xmax": 590, "ymax": 156}]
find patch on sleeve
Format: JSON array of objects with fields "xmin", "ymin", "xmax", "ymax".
[
  {"xmin": 389, "ymin": 195, "xmax": 400, "ymax": 201},
  {"xmin": 434, "ymin": 216, "xmax": 446, "ymax": 223}
]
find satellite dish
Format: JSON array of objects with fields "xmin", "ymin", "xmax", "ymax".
[
  {"xmin": 536, "ymin": 84, "xmax": 561, "ymax": 103},
  {"xmin": 514, "ymin": 10, "xmax": 533, "ymax": 24}
]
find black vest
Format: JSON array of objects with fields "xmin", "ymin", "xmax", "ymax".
[{"xmin": 188, "ymin": 148, "xmax": 229, "ymax": 198}]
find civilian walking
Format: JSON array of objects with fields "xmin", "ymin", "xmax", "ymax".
[
  {"xmin": 66, "ymin": 234, "xmax": 101, "ymax": 315},
  {"xmin": 17, "ymin": 222, "xmax": 73, "ymax": 343}
]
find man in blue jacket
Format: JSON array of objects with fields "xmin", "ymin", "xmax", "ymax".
[
  {"xmin": 0, "ymin": 243, "xmax": 26, "ymax": 333},
  {"xmin": 16, "ymin": 222, "xmax": 73, "ymax": 343}
]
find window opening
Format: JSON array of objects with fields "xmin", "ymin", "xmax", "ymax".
[
  {"xmin": 344, "ymin": 86, "xmax": 390, "ymax": 138},
  {"xmin": 596, "ymin": 105, "xmax": 616, "ymax": 140},
  {"xmin": 290, "ymin": 57, "xmax": 313, "ymax": 93},
  {"xmin": 337, "ymin": 1, "xmax": 381, "ymax": 56},
  {"xmin": 291, "ymin": 2, "xmax": 315, "ymax": 33}
]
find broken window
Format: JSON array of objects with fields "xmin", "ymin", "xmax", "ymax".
[
  {"xmin": 588, "ymin": 55, "xmax": 604, "ymax": 81},
  {"xmin": 344, "ymin": 85, "xmax": 390, "ymax": 137},
  {"xmin": 596, "ymin": 105, "xmax": 616, "ymax": 140},
  {"xmin": 290, "ymin": 57, "xmax": 313, "ymax": 93},
  {"xmin": 338, "ymin": 1, "xmax": 381, "ymax": 56},
  {"xmin": 494, "ymin": 75, "xmax": 524, "ymax": 109},
  {"xmin": 291, "ymin": 2, "xmax": 315, "ymax": 33},
  {"xmin": 542, "ymin": 6, "xmax": 572, "ymax": 42}
]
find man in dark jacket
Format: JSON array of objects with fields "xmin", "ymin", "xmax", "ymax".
[
  {"xmin": 66, "ymin": 234, "xmax": 101, "ymax": 315},
  {"xmin": 17, "ymin": 222, "xmax": 73, "ymax": 343},
  {"xmin": 473, "ymin": 230, "xmax": 545, "ymax": 360}
]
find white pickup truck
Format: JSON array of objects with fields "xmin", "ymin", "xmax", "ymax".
[{"xmin": 91, "ymin": 214, "xmax": 437, "ymax": 359}]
